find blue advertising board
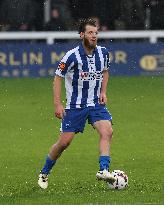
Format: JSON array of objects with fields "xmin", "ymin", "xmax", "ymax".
[{"xmin": 0, "ymin": 42, "xmax": 164, "ymax": 77}]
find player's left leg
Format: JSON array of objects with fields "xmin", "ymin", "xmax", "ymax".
[
  {"xmin": 93, "ymin": 120, "xmax": 115, "ymax": 183},
  {"xmin": 94, "ymin": 120, "xmax": 113, "ymax": 156}
]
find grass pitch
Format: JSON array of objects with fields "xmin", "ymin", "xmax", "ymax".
[{"xmin": 0, "ymin": 76, "xmax": 164, "ymax": 205}]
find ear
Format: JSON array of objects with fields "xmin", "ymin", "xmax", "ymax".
[{"xmin": 80, "ymin": 32, "xmax": 84, "ymax": 39}]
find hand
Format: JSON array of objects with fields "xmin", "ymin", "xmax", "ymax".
[
  {"xmin": 99, "ymin": 93, "xmax": 107, "ymax": 104},
  {"xmin": 54, "ymin": 104, "xmax": 66, "ymax": 119}
]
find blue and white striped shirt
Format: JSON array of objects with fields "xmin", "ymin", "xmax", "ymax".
[{"xmin": 55, "ymin": 43, "xmax": 110, "ymax": 109}]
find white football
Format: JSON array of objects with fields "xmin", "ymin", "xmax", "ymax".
[{"xmin": 107, "ymin": 170, "xmax": 128, "ymax": 190}]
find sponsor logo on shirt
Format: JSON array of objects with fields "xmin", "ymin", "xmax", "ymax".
[{"xmin": 80, "ymin": 71, "xmax": 102, "ymax": 81}]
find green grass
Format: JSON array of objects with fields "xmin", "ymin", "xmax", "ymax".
[{"xmin": 0, "ymin": 76, "xmax": 164, "ymax": 205}]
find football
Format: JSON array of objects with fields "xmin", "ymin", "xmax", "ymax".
[{"xmin": 107, "ymin": 170, "xmax": 128, "ymax": 190}]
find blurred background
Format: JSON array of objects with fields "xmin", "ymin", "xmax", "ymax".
[
  {"xmin": 0, "ymin": 0, "xmax": 164, "ymax": 77},
  {"xmin": 0, "ymin": 0, "xmax": 164, "ymax": 31}
]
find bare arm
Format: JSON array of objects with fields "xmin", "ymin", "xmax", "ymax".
[
  {"xmin": 99, "ymin": 70, "xmax": 109, "ymax": 104},
  {"xmin": 53, "ymin": 75, "xmax": 65, "ymax": 119}
]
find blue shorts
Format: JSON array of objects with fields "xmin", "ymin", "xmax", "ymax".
[{"xmin": 60, "ymin": 104, "xmax": 112, "ymax": 133}]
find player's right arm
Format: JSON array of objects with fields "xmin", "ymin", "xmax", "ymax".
[
  {"xmin": 53, "ymin": 75, "xmax": 65, "ymax": 119},
  {"xmin": 54, "ymin": 48, "xmax": 75, "ymax": 118}
]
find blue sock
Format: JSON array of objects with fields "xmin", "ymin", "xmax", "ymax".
[
  {"xmin": 99, "ymin": 156, "xmax": 111, "ymax": 171},
  {"xmin": 41, "ymin": 155, "xmax": 56, "ymax": 174}
]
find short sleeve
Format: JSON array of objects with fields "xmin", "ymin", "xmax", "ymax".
[{"xmin": 55, "ymin": 52, "xmax": 74, "ymax": 78}]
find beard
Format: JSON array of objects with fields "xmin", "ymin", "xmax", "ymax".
[{"xmin": 83, "ymin": 37, "xmax": 97, "ymax": 49}]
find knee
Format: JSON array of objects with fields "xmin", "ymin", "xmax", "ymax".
[
  {"xmin": 59, "ymin": 140, "xmax": 71, "ymax": 150},
  {"xmin": 102, "ymin": 127, "xmax": 113, "ymax": 141}
]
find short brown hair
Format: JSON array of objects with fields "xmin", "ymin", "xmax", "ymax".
[{"xmin": 78, "ymin": 18, "xmax": 97, "ymax": 34}]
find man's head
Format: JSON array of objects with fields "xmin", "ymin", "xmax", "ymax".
[
  {"xmin": 51, "ymin": 6, "xmax": 60, "ymax": 19},
  {"xmin": 78, "ymin": 18, "xmax": 98, "ymax": 50}
]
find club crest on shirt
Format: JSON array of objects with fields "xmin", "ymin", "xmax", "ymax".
[{"xmin": 58, "ymin": 62, "xmax": 66, "ymax": 71}]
